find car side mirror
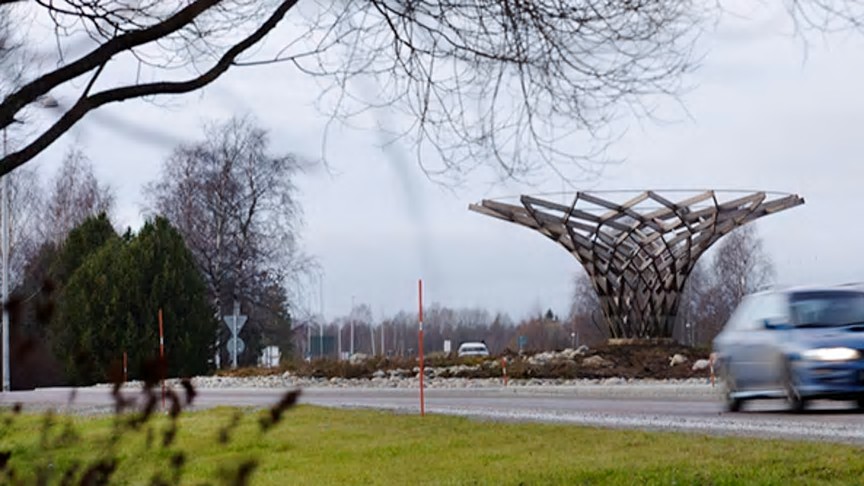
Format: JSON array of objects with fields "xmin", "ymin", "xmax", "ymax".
[{"xmin": 764, "ymin": 319, "xmax": 790, "ymax": 330}]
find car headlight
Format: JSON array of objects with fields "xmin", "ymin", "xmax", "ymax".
[{"xmin": 801, "ymin": 347, "xmax": 861, "ymax": 361}]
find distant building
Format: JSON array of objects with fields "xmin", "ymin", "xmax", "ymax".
[{"xmin": 259, "ymin": 346, "xmax": 281, "ymax": 368}]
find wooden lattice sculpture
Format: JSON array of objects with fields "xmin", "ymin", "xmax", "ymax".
[{"xmin": 469, "ymin": 190, "xmax": 805, "ymax": 339}]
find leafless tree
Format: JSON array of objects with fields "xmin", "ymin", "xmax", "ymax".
[
  {"xmin": 342, "ymin": 302, "xmax": 373, "ymax": 356},
  {"xmin": 0, "ymin": 4, "xmax": 25, "ymax": 92},
  {"xmin": 6, "ymin": 163, "xmax": 43, "ymax": 286},
  {"xmin": 327, "ymin": 304, "xmax": 516, "ymax": 357},
  {"xmin": 674, "ymin": 225, "xmax": 775, "ymax": 345},
  {"xmin": 2, "ymin": 1, "xmax": 861, "ymax": 180},
  {"xmin": 710, "ymin": 224, "xmax": 775, "ymax": 318},
  {"xmin": 676, "ymin": 261, "xmax": 714, "ymax": 345},
  {"xmin": 146, "ymin": 115, "xmax": 308, "ymax": 328},
  {"xmin": 486, "ymin": 312, "xmax": 516, "ymax": 354},
  {"xmin": 0, "ymin": 141, "xmax": 113, "ymax": 289},
  {"xmin": 42, "ymin": 146, "xmax": 115, "ymax": 245},
  {"xmin": 511, "ymin": 311, "xmax": 570, "ymax": 352},
  {"xmin": 567, "ymin": 270, "xmax": 605, "ymax": 345}
]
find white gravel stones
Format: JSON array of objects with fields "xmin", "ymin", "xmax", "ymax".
[
  {"xmin": 582, "ymin": 355, "xmax": 613, "ymax": 368},
  {"xmin": 526, "ymin": 347, "xmax": 589, "ymax": 364},
  {"xmin": 692, "ymin": 359, "xmax": 711, "ymax": 371},
  {"xmin": 103, "ymin": 374, "xmax": 715, "ymax": 398}
]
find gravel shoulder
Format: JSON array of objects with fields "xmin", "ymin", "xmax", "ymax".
[{"xmin": 92, "ymin": 375, "xmax": 724, "ymax": 401}]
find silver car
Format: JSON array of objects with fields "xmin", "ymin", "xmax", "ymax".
[
  {"xmin": 457, "ymin": 342, "xmax": 490, "ymax": 358},
  {"xmin": 713, "ymin": 285, "xmax": 864, "ymax": 412}
]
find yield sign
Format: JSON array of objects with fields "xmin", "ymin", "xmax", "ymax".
[{"xmin": 223, "ymin": 315, "xmax": 248, "ymax": 335}]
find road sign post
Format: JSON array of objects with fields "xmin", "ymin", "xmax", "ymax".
[{"xmin": 223, "ymin": 300, "xmax": 247, "ymax": 369}]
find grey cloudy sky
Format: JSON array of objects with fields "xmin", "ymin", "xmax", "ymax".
[{"xmin": 19, "ymin": 2, "xmax": 864, "ymax": 323}]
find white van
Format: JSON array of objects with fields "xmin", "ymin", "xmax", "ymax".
[{"xmin": 457, "ymin": 342, "xmax": 490, "ymax": 357}]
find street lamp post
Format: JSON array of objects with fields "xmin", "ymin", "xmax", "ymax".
[
  {"xmin": 306, "ymin": 317, "xmax": 312, "ymax": 361},
  {"xmin": 318, "ymin": 273, "xmax": 324, "ymax": 358},
  {"xmin": 1, "ymin": 129, "xmax": 8, "ymax": 392},
  {"xmin": 350, "ymin": 295, "xmax": 355, "ymax": 357}
]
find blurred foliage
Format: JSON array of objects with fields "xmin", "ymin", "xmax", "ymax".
[{"xmin": 0, "ymin": 374, "xmax": 300, "ymax": 485}]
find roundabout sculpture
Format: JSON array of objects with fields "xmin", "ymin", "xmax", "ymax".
[{"xmin": 469, "ymin": 190, "xmax": 804, "ymax": 339}]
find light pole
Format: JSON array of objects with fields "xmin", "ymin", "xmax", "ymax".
[
  {"xmin": 350, "ymin": 295, "xmax": 355, "ymax": 357},
  {"xmin": 316, "ymin": 315, "xmax": 323, "ymax": 357},
  {"xmin": 1, "ymin": 129, "xmax": 8, "ymax": 392},
  {"xmin": 318, "ymin": 274, "xmax": 324, "ymax": 358},
  {"xmin": 306, "ymin": 317, "xmax": 312, "ymax": 361}
]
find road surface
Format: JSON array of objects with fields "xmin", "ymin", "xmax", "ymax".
[{"xmin": 2, "ymin": 385, "xmax": 863, "ymax": 443}]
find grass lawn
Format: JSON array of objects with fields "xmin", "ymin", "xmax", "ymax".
[{"xmin": 2, "ymin": 403, "xmax": 864, "ymax": 485}]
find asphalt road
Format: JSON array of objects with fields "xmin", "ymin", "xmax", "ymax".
[{"xmin": 3, "ymin": 386, "xmax": 864, "ymax": 443}]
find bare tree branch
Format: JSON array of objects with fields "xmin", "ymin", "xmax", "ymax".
[
  {"xmin": 1, "ymin": 0, "xmax": 297, "ymax": 176},
  {"xmin": 145, "ymin": 115, "xmax": 310, "ymax": 316},
  {"xmin": 0, "ymin": 0, "xmax": 863, "ymax": 183},
  {"xmin": 0, "ymin": 0, "xmax": 224, "ymax": 130},
  {"xmin": 42, "ymin": 146, "xmax": 116, "ymax": 244}
]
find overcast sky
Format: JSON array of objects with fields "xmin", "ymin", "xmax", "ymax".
[{"xmin": 19, "ymin": 3, "xmax": 864, "ymax": 323}]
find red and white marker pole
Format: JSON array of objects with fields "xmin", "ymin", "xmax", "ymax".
[
  {"xmin": 418, "ymin": 279, "xmax": 425, "ymax": 417},
  {"xmin": 502, "ymin": 357, "xmax": 508, "ymax": 387}
]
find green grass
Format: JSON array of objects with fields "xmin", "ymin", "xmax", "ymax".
[{"xmin": 3, "ymin": 404, "xmax": 864, "ymax": 485}]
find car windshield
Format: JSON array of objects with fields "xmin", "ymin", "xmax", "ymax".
[{"xmin": 790, "ymin": 291, "xmax": 864, "ymax": 328}]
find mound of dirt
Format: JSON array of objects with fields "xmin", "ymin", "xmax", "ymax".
[
  {"xmin": 576, "ymin": 342, "xmax": 710, "ymax": 380},
  {"xmin": 252, "ymin": 343, "xmax": 714, "ymax": 381}
]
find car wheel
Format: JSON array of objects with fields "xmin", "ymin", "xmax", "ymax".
[
  {"xmin": 722, "ymin": 367, "xmax": 743, "ymax": 412},
  {"xmin": 784, "ymin": 362, "xmax": 807, "ymax": 413}
]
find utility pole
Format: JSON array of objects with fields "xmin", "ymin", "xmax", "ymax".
[
  {"xmin": 1, "ymin": 129, "xmax": 8, "ymax": 392},
  {"xmin": 350, "ymin": 295, "xmax": 355, "ymax": 356},
  {"xmin": 306, "ymin": 318, "xmax": 311, "ymax": 359},
  {"xmin": 318, "ymin": 273, "xmax": 324, "ymax": 358},
  {"xmin": 318, "ymin": 315, "xmax": 324, "ymax": 358},
  {"xmin": 371, "ymin": 321, "xmax": 377, "ymax": 356}
]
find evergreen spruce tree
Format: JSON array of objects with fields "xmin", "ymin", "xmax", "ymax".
[{"xmin": 56, "ymin": 216, "xmax": 216, "ymax": 385}]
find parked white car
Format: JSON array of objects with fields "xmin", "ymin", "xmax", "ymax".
[{"xmin": 457, "ymin": 342, "xmax": 490, "ymax": 357}]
